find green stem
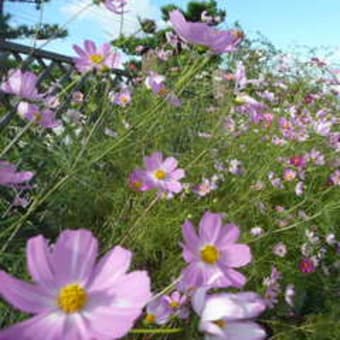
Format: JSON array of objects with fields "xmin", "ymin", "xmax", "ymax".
[{"xmin": 130, "ymin": 328, "xmax": 183, "ymax": 334}]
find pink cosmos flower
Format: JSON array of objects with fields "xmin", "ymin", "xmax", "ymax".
[
  {"xmin": 192, "ymin": 288, "xmax": 267, "ymax": 340},
  {"xmin": 128, "ymin": 169, "xmax": 150, "ymax": 192},
  {"xmin": 112, "ymin": 88, "xmax": 132, "ymax": 107},
  {"xmin": 145, "ymin": 71, "xmax": 167, "ymax": 95},
  {"xmin": 143, "ymin": 152, "xmax": 185, "ymax": 194},
  {"xmin": 163, "ymin": 291, "xmax": 189, "ymax": 319},
  {"xmin": 329, "ymin": 169, "xmax": 340, "ymax": 186},
  {"xmin": 181, "ymin": 212, "xmax": 252, "ymax": 289},
  {"xmin": 17, "ymin": 102, "xmax": 61, "ymax": 129},
  {"xmin": 1, "ymin": 69, "xmax": 41, "ymax": 100},
  {"xmin": 73, "ymin": 40, "xmax": 122, "ymax": 73},
  {"xmin": 144, "ymin": 298, "xmax": 171, "ymax": 325},
  {"xmin": 104, "ymin": 0, "xmax": 127, "ymax": 14},
  {"xmin": 263, "ymin": 267, "xmax": 282, "ymax": 309},
  {"xmin": 169, "ymin": 10, "xmax": 243, "ymax": 54},
  {"xmin": 0, "ymin": 161, "xmax": 34, "ymax": 188},
  {"xmin": 0, "ymin": 229, "xmax": 151, "ymax": 340},
  {"xmin": 299, "ymin": 258, "xmax": 316, "ymax": 273},
  {"xmin": 283, "ymin": 168, "xmax": 297, "ymax": 181}
]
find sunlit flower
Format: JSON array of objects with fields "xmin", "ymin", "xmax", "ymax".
[
  {"xmin": 169, "ymin": 10, "xmax": 243, "ymax": 54},
  {"xmin": 0, "ymin": 229, "xmax": 151, "ymax": 339},
  {"xmin": 192, "ymin": 288, "xmax": 267, "ymax": 340},
  {"xmin": 73, "ymin": 40, "xmax": 122, "ymax": 73},
  {"xmin": 1, "ymin": 69, "xmax": 41, "ymax": 100},
  {"xmin": 143, "ymin": 152, "xmax": 185, "ymax": 194},
  {"xmin": 181, "ymin": 211, "xmax": 252, "ymax": 289},
  {"xmin": 104, "ymin": 0, "xmax": 127, "ymax": 14}
]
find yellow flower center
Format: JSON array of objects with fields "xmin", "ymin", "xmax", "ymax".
[
  {"xmin": 34, "ymin": 112, "xmax": 43, "ymax": 123},
  {"xmin": 90, "ymin": 54, "xmax": 105, "ymax": 64},
  {"xmin": 120, "ymin": 95, "xmax": 130, "ymax": 104},
  {"xmin": 201, "ymin": 245, "xmax": 220, "ymax": 264},
  {"xmin": 57, "ymin": 284, "xmax": 88, "ymax": 314},
  {"xmin": 170, "ymin": 301, "xmax": 180, "ymax": 309},
  {"xmin": 214, "ymin": 319, "xmax": 227, "ymax": 329},
  {"xmin": 154, "ymin": 169, "xmax": 167, "ymax": 180},
  {"xmin": 132, "ymin": 180, "xmax": 143, "ymax": 189},
  {"xmin": 145, "ymin": 313, "xmax": 156, "ymax": 324},
  {"xmin": 158, "ymin": 87, "xmax": 169, "ymax": 96}
]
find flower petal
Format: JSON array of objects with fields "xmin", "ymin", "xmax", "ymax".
[
  {"xmin": 220, "ymin": 244, "xmax": 252, "ymax": 268},
  {"xmin": 88, "ymin": 246, "xmax": 132, "ymax": 292},
  {"xmin": 224, "ymin": 321, "xmax": 267, "ymax": 340},
  {"xmin": 199, "ymin": 212, "xmax": 222, "ymax": 243},
  {"xmin": 0, "ymin": 271, "xmax": 54, "ymax": 314},
  {"xmin": 27, "ymin": 235, "xmax": 55, "ymax": 289},
  {"xmin": 0, "ymin": 312, "xmax": 67, "ymax": 340},
  {"xmin": 216, "ymin": 223, "xmax": 240, "ymax": 246},
  {"xmin": 51, "ymin": 229, "xmax": 98, "ymax": 286},
  {"xmin": 220, "ymin": 268, "xmax": 247, "ymax": 288}
]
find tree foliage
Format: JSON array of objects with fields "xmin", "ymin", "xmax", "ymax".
[{"xmin": 0, "ymin": 0, "xmax": 68, "ymax": 40}]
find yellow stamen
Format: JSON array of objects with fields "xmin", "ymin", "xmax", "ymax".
[
  {"xmin": 58, "ymin": 284, "xmax": 88, "ymax": 314},
  {"xmin": 132, "ymin": 181, "xmax": 143, "ymax": 189},
  {"xmin": 120, "ymin": 96, "xmax": 130, "ymax": 104},
  {"xmin": 214, "ymin": 319, "xmax": 227, "ymax": 329},
  {"xmin": 145, "ymin": 313, "xmax": 156, "ymax": 324},
  {"xmin": 90, "ymin": 54, "xmax": 105, "ymax": 64},
  {"xmin": 201, "ymin": 245, "xmax": 220, "ymax": 264},
  {"xmin": 170, "ymin": 301, "xmax": 180, "ymax": 309},
  {"xmin": 34, "ymin": 112, "xmax": 43, "ymax": 123},
  {"xmin": 158, "ymin": 87, "xmax": 169, "ymax": 96},
  {"xmin": 154, "ymin": 169, "xmax": 167, "ymax": 180}
]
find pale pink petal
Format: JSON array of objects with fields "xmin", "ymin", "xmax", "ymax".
[
  {"xmin": 171, "ymin": 168, "xmax": 185, "ymax": 180},
  {"xmin": 144, "ymin": 152, "xmax": 163, "ymax": 170},
  {"xmin": 216, "ymin": 223, "xmax": 240, "ymax": 246},
  {"xmin": 0, "ymin": 271, "xmax": 54, "ymax": 314},
  {"xmin": 51, "ymin": 229, "xmax": 98, "ymax": 286},
  {"xmin": 199, "ymin": 211, "xmax": 222, "ymax": 243},
  {"xmin": 0, "ymin": 312, "xmax": 67, "ymax": 340},
  {"xmin": 220, "ymin": 244, "xmax": 252, "ymax": 267},
  {"xmin": 88, "ymin": 246, "xmax": 132, "ymax": 292},
  {"xmin": 224, "ymin": 321, "xmax": 267, "ymax": 340},
  {"xmin": 162, "ymin": 157, "xmax": 178, "ymax": 172},
  {"xmin": 220, "ymin": 268, "xmax": 247, "ymax": 288},
  {"xmin": 27, "ymin": 235, "xmax": 55, "ymax": 289}
]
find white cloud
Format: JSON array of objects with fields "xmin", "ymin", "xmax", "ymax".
[{"xmin": 61, "ymin": 0, "xmax": 161, "ymax": 40}]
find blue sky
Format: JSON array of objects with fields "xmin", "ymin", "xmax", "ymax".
[{"xmin": 5, "ymin": 0, "xmax": 340, "ymax": 59}]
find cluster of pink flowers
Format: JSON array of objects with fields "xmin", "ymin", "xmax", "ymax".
[{"xmin": 1, "ymin": 69, "xmax": 61, "ymax": 128}]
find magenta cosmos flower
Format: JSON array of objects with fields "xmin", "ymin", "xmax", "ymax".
[
  {"xmin": 169, "ymin": 10, "xmax": 243, "ymax": 54},
  {"xmin": 104, "ymin": 0, "xmax": 127, "ymax": 14},
  {"xmin": 1, "ymin": 69, "xmax": 41, "ymax": 100},
  {"xmin": 0, "ymin": 229, "xmax": 151, "ymax": 340},
  {"xmin": 17, "ymin": 102, "xmax": 61, "ymax": 129},
  {"xmin": 192, "ymin": 288, "xmax": 267, "ymax": 340},
  {"xmin": 181, "ymin": 212, "xmax": 252, "ymax": 289},
  {"xmin": 143, "ymin": 152, "xmax": 185, "ymax": 194},
  {"xmin": 0, "ymin": 161, "xmax": 34, "ymax": 188},
  {"xmin": 73, "ymin": 40, "xmax": 122, "ymax": 73}
]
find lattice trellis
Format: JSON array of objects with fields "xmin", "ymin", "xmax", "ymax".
[{"xmin": 0, "ymin": 41, "xmax": 132, "ymax": 130}]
